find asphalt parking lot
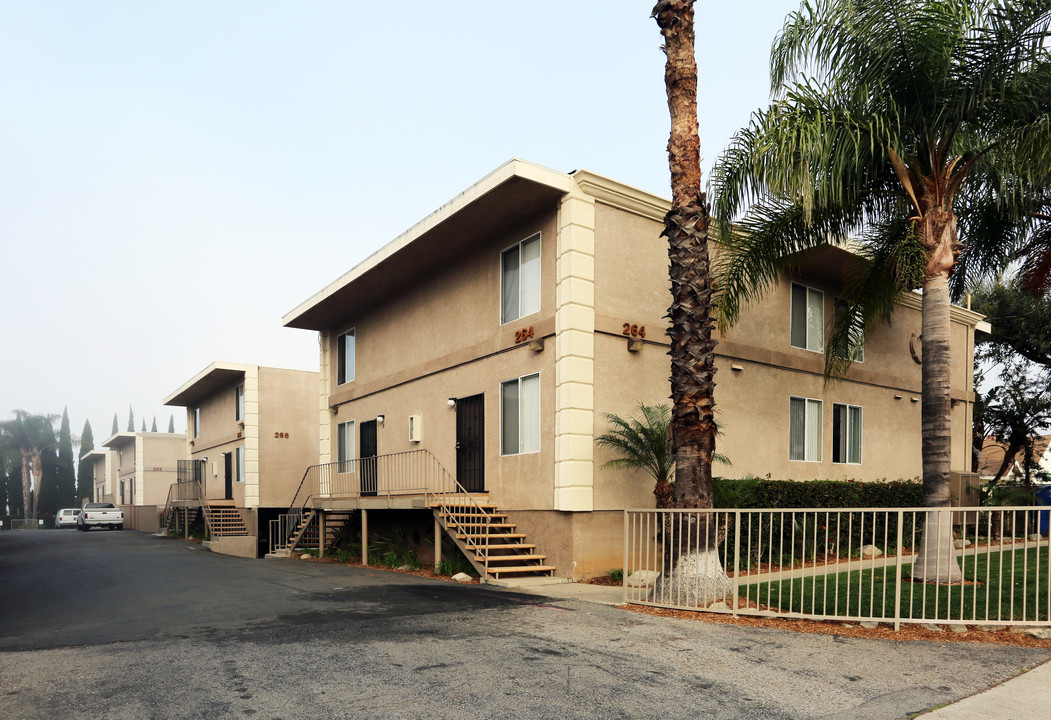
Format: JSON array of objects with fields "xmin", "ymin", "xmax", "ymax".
[{"xmin": 1, "ymin": 529, "xmax": 1048, "ymax": 719}]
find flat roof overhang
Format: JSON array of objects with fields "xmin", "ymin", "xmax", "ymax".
[
  {"xmin": 164, "ymin": 362, "xmax": 249, "ymax": 407},
  {"xmin": 283, "ymin": 159, "xmax": 572, "ymax": 331}
]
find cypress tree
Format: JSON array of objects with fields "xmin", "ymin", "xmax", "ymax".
[
  {"xmin": 111, "ymin": 414, "xmax": 119, "ymax": 436},
  {"xmin": 77, "ymin": 420, "xmax": 95, "ymax": 506},
  {"xmin": 127, "ymin": 406, "xmax": 134, "ymax": 432},
  {"xmin": 57, "ymin": 408, "xmax": 76, "ymax": 508},
  {"xmin": 151, "ymin": 417, "xmax": 158, "ymax": 433},
  {"xmin": 168, "ymin": 415, "xmax": 175, "ymax": 433},
  {"xmin": 141, "ymin": 420, "xmax": 146, "ymax": 433},
  {"xmin": 37, "ymin": 424, "xmax": 59, "ymax": 522}
]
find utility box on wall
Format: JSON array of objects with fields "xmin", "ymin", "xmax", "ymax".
[
  {"xmin": 408, "ymin": 415, "xmax": 422, "ymax": 443},
  {"xmin": 950, "ymin": 470, "xmax": 981, "ymax": 527}
]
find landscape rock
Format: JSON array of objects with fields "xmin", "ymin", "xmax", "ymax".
[
  {"xmin": 396, "ymin": 564, "xmax": 414, "ymax": 571},
  {"xmin": 954, "ymin": 539, "xmax": 972, "ymax": 549},
  {"xmin": 705, "ymin": 601, "xmax": 730, "ymax": 611},
  {"xmin": 975, "ymin": 624, "xmax": 1007, "ymax": 632},
  {"xmin": 861, "ymin": 545, "xmax": 883, "ymax": 558},
  {"xmin": 921, "ymin": 624, "xmax": 944, "ymax": 632},
  {"xmin": 949, "ymin": 625, "xmax": 968, "ymax": 634},
  {"xmin": 627, "ymin": 570, "xmax": 660, "ymax": 588},
  {"xmin": 451, "ymin": 572, "xmax": 473, "ymax": 583},
  {"xmin": 1023, "ymin": 628, "xmax": 1051, "ymax": 639},
  {"xmin": 300, "ymin": 553, "xmax": 313, "ymax": 560},
  {"xmin": 1028, "ymin": 533, "xmax": 1042, "ymax": 542},
  {"xmin": 860, "ymin": 621, "xmax": 879, "ymax": 629}
]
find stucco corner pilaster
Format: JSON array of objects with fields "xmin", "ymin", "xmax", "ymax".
[
  {"xmin": 318, "ymin": 330, "xmax": 332, "ymax": 465},
  {"xmin": 244, "ymin": 366, "xmax": 261, "ymax": 508},
  {"xmin": 554, "ymin": 184, "xmax": 597, "ymax": 512}
]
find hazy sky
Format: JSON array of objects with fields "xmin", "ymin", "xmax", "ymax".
[{"xmin": 1, "ymin": 0, "xmax": 801, "ymax": 448}]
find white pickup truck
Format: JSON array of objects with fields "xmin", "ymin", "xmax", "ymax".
[{"xmin": 77, "ymin": 503, "xmax": 124, "ymax": 531}]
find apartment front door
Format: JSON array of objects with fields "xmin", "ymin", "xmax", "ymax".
[
  {"xmin": 360, "ymin": 420, "xmax": 377, "ymax": 496},
  {"xmin": 455, "ymin": 394, "xmax": 485, "ymax": 492},
  {"xmin": 223, "ymin": 453, "xmax": 233, "ymax": 500}
]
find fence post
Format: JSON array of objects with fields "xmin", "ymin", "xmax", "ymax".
[
  {"xmin": 894, "ymin": 509, "xmax": 904, "ymax": 631},
  {"xmin": 622, "ymin": 511, "xmax": 629, "ymax": 605},
  {"xmin": 733, "ymin": 510, "xmax": 742, "ymax": 617}
]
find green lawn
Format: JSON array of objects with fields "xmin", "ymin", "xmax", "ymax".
[{"xmin": 741, "ymin": 546, "xmax": 1051, "ymax": 623}]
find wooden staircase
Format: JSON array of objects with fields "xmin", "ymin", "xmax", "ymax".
[
  {"xmin": 433, "ymin": 498, "xmax": 556, "ymax": 580},
  {"xmin": 276, "ymin": 510, "xmax": 355, "ymax": 554},
  {"xmin": 203, "ymin": 501, "xmax": 249, "ymax": 537}
]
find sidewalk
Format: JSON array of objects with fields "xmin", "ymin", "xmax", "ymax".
[
  {"xmin": 920, "ymin": 658, "xmax": 1051, "ymax": 719},
  {"xmin": 503, "ymin": 579, "xmax": 1050, "ymax": 719}
]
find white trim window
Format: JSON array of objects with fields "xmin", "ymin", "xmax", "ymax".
[
  {"xmin": 791, "ymin": 283, "xmax": 824, "ymax": 352},
  {"xmin": 337, "ymin": 420, "xmax": 356, "ymax": 473},
  {"xmin": 501, "ymin": 373, "xmax": 540, "ymax": 455},
  {"xmin": 234, "ymin": 446, "xmax": 246, "ymax": 482},
  {"xmin": 500, "ymin": 233, "xmax": 541, "ymax": 325},
  {"xmin": 193, "ymin": 407, "xmax": 201, "ymax": 439},
  {"xmin": 337, "ymin": 329, "xmax": 356, "ymax": 385},
  {"xmin": 235, "ymin": 383, "xmax": 245, "ymax": 421},
  {"xmin": 789, "ymin": 396, "xmax": 823, "ymax": 462},
  {"xmin": 832, "ymin": 403, "xmax": 863, "ymax": 464}
]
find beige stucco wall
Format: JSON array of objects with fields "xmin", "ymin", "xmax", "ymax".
[
  {"xmin": 257, "ymin": 367, "xmax": 320, "ymax": 507},
  {"xmin": 88, "ymin": 451, "xmax": 117, "ymax": 504},
  {"xmin": 189, "ymin": 380, "xmax": 247, "ymax": 505},
  {"xmin": 321, "ymin": 210, "xmax": 560, "ymax": 510},
  {"xmin": 181, "ymin": 366, "xmax": 319, "ymax": 511},
  {"xmin": 589, "ymin": 200, "xmax": 979, "ymax": 489},
  {"xmin": 140, "ymin": 435, "xmax": 186, "ymax": 507}
]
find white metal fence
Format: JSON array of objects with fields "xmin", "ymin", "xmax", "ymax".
[{"xmin": 624, "ymin": 507, "xmax": 1051, "ymax": 629}]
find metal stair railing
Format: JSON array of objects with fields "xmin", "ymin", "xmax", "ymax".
[
  {"xmin": 267, "ymin": 449, "xmax": 494, "ymax": 561},
  {"xmin": 161, "ymin": 479, "xmax": 206, "ymax": 533}
]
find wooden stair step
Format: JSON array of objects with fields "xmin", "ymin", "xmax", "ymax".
[
  {"xmin": 487, "ymin": 566, "xmax": 557, "ymax": 575},
  {"xmin": 479, "ymin": 554, "xmax": 547, "ymax": 562},
  {"xmin": 452, "ymin": 522, "xmax": 516, "ymax": 529},
  {"xmin": 478, "ymin": 543, "xmax": 535, "ymax": 550},
  {"xmin": 456, "ymin": 533, "xmax": 527, "ymax": 541}
]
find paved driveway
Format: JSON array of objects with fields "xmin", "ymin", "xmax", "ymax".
[{"xmin": 1, "ymin": 529, "xmax": 1048, "ymax": 719}]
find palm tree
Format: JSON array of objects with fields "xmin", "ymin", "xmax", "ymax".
[
  {"xmin": 0, "ymin": 411, "xmax": 58, "ymax": 520},
  {"xmin": 652, "ymin": 0, "xmax": 734, "ymax": 604},
  {"xmin": 711, "ymin": 1, "xmax": 1051, "ymax": 582},
  {"xmin": 596, "ymin": 404, "xmax": 676, "ymax": 508}
]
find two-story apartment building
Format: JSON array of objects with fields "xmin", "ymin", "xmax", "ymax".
[
  {"xmin": 280, "ymin": 159, "xmax": 984, "ymax": 578},
  {"xmin": 81, "ymin": 448, "xmax": 117, "ymax": 504},
  {"xmin": 163, "ymin": 362, "xmax": 319, "ymax": 557},
  {"xmin": 100, "ymin": 431, "xmax": 187, "ymax": 530}
]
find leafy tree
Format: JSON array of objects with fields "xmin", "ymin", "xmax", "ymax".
[
  {"xmin": 111, "ymin": 413, "xmax": 119, "ymax": 436},
  {"xmin": 56, "ymin": 408, "xmax": 76, "ymax": 508},
  {"xmin": 0, "ymin": 411, "xmax": 58, "ymax": 520},
  {"xmin": 168, "ymin": 415, "xmax": 175, "ymax": 433},
  {"xmin": 127, "ymin": 406, "xmax": 134, "ymax": 433},
  {"xmin": 983, "ymin": 363, "xmax": 1051, "ymax": 485},
  {"xmin": 711, "ymin": 0, "xmax": 1051, "ymax": 582},
  {"xmin": 597, "ymin": 404, "xmax": 676, "ymax": 508},
  {"xmin": 38, "ymin": 440, "xmax": 59, "ymax": 521},
  {"xmin": 77, "ymin": 419, "xmax": 95, "ymax": 506},
  {"xmin": 972, "ymin": 280, "xmax": 1051, "ymax": 372}
]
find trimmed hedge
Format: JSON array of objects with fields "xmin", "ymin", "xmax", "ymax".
[{"xmin": 713, "ymin": 477, "xmax": 924, "ymax": 510}]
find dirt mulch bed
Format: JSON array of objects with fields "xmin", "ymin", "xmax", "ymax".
[
  {"xmin": 623, "ymin": 603, "xmax": 1051, "ymax": 648},
  {"xmin": 290, "ymin": 553, "xmax": 482, "ymax": 583}
]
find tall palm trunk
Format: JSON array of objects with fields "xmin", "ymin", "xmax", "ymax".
[
  {"xmin": 20, "ymin": 450, "xmax": 33, "ymax": 520},
  {"xmin": 29, "ymin": 449, "xmax": 43, "ymax": 521},
  {"xmin": 652, "ymin": 0, "xmax": 731, "ymax": 605},
  {"xmin": 913, "ymin": 205, "xmax": 964, "ymax": 582}
]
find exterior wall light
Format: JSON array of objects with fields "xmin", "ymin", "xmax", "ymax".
[
  {"xmin": 447, "ymin": 398, "xmax": 457, "ymax": 408},
  {"xmin": 376, "ymin": 415, "xmax": 385, "ymax": 425}
]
